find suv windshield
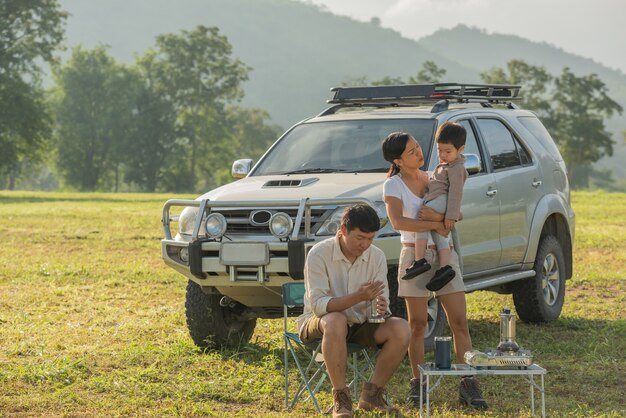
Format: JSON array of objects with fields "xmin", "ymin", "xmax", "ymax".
[{"xmin": 252, "ymin": 119, "xmax": 436, "ymax": 176}]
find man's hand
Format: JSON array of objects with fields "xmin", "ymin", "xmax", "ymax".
[
  {"xmin": 444, "ymin": 218, "xmax": 456, "ymax": 230},
  {"xmin": 358, "ymin": 280, "xmax": 385, "ymax": 302}
]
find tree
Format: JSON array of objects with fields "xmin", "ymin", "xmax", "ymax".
[
  {"xmin": 0, "ymin": 0, "xmax": 67, "ymax": 188},
  {"xmin": 142, "ymin": 26, "xmax": 250, "ymax": 192},
  {"xmin": 481, "ymin": 60, "xmax": 622, "ymax": 187},
  {"xmin": 481, "ymin": 59, "xmax": 552, "ymax": 116},
  {"xmin": 52, "ymin": 46, "xmax": 139, "ymax": 191},
  {"xmin": 122, "ymin": 57, "xmax": 177, "ymax": 192},
  {"xmin": 215, "ymin": 106, "xmax": 282, "ymax": 185},
  {"xmin": 409, "ymin": 61, "xmax": 447, "ymax": 84},
  {"xmin": 550, "ymin": 68, "xmax": 622, "ymax": 186},
  {"xmin": 342, "ymin": 61, "xmax": 447, "ymax": 87}
]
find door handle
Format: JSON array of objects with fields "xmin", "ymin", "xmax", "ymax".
[
  {"xmin": 486, "ymin": 189, "xmax": 497, "ymax": 197},
  {"xmin": 532, "ymin": 179, "xmax": 542, "ymax": 188}
]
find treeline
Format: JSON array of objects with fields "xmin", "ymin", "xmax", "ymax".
[
  {"xmin": 1, "ymin": 1, "xmax": 622, "ymax": 192},
  {"xmin": 0, "ymin": 2, "xmax": 281, "ymax": 192}
]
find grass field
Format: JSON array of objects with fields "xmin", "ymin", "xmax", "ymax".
[{"xmin": 0, "ymin": 190, "xmax": 624, "ymax": 417}]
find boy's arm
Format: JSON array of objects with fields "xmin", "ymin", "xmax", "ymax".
[{"xmin": 445, "ymin": 164, "xmax": 468, "ymax": 221}]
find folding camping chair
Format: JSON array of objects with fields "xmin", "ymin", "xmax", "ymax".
[{"xmin": 282, "ymin": 282, "xmax": 377, "ymax": 412}]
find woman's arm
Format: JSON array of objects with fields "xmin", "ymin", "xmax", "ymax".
[{"xmin": 384, "ymin": 195, "xmax": 449, "ymax": 236}]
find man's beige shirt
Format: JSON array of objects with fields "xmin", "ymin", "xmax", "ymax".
[{"xmin": 296, "ymin": 235, "xmax": 389, "ymax": 335}]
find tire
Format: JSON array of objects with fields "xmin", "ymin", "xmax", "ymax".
[
  {"xmin": 185, "ymin": 280, "xmax": 257, "ymax": 348},
  {"xmin": 387, "ymin": 265, "xmax": 446, "ymax": 352},
  {"xmin": 513, "ymin": 235, "xmax": 566, "ymax": 323}
]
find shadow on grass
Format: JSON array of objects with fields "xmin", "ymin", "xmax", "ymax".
[{"xmin": 198, "ymin": 338, "xmax": 283, "ymax": 368}]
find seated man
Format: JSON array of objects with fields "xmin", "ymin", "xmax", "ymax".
[{"xmin": 297, "ymin": 204, "xmax": 410, "ymax": 418}]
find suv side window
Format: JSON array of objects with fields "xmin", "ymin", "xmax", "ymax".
[
  {"xmin": 476, "ymin": 118, "xmax": 532, "ymax": 171},
  {"xmin": 457, "ymin": 119, "xmax": 485, "ymax": 174}
]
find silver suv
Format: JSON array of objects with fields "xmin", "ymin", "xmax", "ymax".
[{"xmin": 161, "ymin": 83, "xmax": 575, "ymax": 350}]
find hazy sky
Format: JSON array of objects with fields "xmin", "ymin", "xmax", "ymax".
[{"xmin": 307, "ymin": 0, "xmax": 626, "ymax": 73}]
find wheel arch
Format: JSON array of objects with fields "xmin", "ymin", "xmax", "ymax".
[{"xmin": 524, "ymin": 194, "xmax": 573, "ymax": 280}]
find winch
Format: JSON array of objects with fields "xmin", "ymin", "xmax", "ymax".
[{"xmin": 464, "ymin": 307, "xmax": 533, "ymax": 368}]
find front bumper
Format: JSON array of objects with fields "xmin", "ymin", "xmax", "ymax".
[{"xmin": 161, "ymin": 197, "xmax": 400, "ymax": 308}]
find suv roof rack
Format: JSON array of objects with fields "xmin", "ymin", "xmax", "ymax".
[{"xmin": 321, "ymin": 83, "xmax": 522, "ymax": 115}]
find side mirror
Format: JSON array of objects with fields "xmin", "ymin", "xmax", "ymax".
[
  {"xmin": 232, "ymin": 159, "xmax": 253, "ymax": 179},
  {"xmin": 464, "ymin": 153, "xmax": 482, "ymax": 175}
]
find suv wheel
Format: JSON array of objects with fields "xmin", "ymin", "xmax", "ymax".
[
  {"xmin": 185, "ymin": 280, "xmax": 257, "ymax": 348},
  {"xmin": 513, "ymin": 235, "xmax": 566, "ymax": 322},
  {"xmin": 387, "ymin": 265, "xmax": 445, "ymax": 352}
]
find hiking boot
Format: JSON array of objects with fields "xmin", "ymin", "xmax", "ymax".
[
  {"xmin": 332, "ymin": 387, "xmax": 353, "ymax": 418},
  {"xmin": 402, "ymin": 258, "xmax": 431, "ymax": 280},
  {"xmin": 406, "ymin": 377, "xmax": 428, "ymax": 407},
  {"xmin": 358, "ymin": 381, "xmax": 397, "ymax": 414},
  {"xmin": 459, "ymin": 377, "xmax": 488, "ymax": 410},
  {"xmin": 426, "ymin": 265, "xmax": 456, "ymax": 291}
]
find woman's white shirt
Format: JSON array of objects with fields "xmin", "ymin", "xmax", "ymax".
[{"xmin": 382, "ymin": 173, "xmax": 424, "ymax": 244}]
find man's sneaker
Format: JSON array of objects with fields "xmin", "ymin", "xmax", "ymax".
[
  {"xmin": 358, "ymin": 381, "xmax": 397, "ymax": 414},
  {"xmin": 401, "ymin": 258, "xmax": 431, "ymax": 280},
  {"xmin": 426, "ymin": 265, "xmax": 456, "ymax": 291},
  {"xmin": 406, "ymin": 377, "xmax": 427, "ymax": 407},
  {"xmin": 332, "ymin": 387, "xmax": 353, "ymax": 418},
  {"xmin": 459, "ymin": 377, "xmax": 488, "ymax": 410}
]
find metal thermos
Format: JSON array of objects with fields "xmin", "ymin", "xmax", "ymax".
[
  {"xmin": 497, "ymin": 307, "xmax": 520, "ymax": 353},
  {"xmin": 434, "ymin": 336, "xmax": 452, "ymax": 369}
]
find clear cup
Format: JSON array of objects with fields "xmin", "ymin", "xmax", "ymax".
[{"xmin": 367, "ymin": 296, "xmax": 385, "ymax": 323}]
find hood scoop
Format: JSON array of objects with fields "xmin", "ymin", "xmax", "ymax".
[{"xmin": 263, "ymin": 177, "xmax": 319, "ymax": 188}]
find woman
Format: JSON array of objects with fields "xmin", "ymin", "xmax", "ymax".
[{"xmin": 381, "ymin": 131, "xmax": 487, "ymax": 410}]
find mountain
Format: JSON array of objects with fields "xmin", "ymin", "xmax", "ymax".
[
  {"xmin": 418, "ymin": 25, "xmax": 626, "ymax": 181},
  {"xmin": 57, "ymin": 0, "xmax": 625, "ymax": 182},
  {"xmin": 59, "ymin": 0, "xmax": 479, "ymax": 128}
]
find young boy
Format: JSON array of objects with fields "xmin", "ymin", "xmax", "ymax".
[{"xmin": 401, "ymin": 122, "xmax": 468, "ymax": 291}]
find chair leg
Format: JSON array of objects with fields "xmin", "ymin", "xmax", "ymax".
[{"xmin": 285, "ymin": 338, "xmax": 324, "ymax": 413}]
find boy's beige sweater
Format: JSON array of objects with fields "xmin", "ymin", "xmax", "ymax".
[{"xmin": 424, "ymin": 154, "xmax": 468, "ymax": 221}]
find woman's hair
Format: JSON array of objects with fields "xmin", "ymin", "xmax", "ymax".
[{"xmin": 382, "ymin": 132, "xmax": 412, "ymax": 177}]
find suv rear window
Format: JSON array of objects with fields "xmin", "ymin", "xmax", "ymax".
[
  {"xmin": 518, "ymin": 116, "xmax": 563, "ymax": 162},
  {"xmin": 252, "ymin": 119, "xmax": 436, "ymax": 176}
]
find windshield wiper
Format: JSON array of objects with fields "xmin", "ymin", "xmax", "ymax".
[
  {"xmin": 281, "ymin": 168, "xmax": 349, "ymax": 174},
  {"xmin": 345, "ymin": 168, "xmax": 389, "ymax": 173}
]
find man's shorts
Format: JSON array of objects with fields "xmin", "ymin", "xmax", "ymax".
[{"xmin": 300, "ymin": 316, "xmax": 381, "ymax": 347}]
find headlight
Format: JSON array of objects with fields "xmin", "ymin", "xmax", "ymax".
[
  {"xmin": 316, "ymin": 207, "xmax": 343, "ymax": 236},
  {"xmin": 316, "ymin": 203, "xmax": 388, "ymax": 236},
  {"xmin": 205, "ymin": 213, "xmax": 227, "ymax": 238},
  {"xmin": 269, "ymin": 212, "xmax": 293, "ymax": 239},
  {"xmin": 374, "ymin": 201, "xmax": 389, "ymax": 229},
  {"xmin": 178, "ymin": 206, "xmax": 199, "ymax": 235}
]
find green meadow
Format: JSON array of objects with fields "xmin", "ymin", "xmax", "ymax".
[{"xmin": 0, "ymin": 191, "xmax": 624, "ymax": 417}]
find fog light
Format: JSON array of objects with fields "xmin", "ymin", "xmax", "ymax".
[
  {"xmin": 269, "ymin": 212, "xmax": 293, "ymax": 239},
  {"xmin": 205, "ymin": 213, "xmax": 227, "ymax": 238},
  {"xmin": 179, "ymin": 247, "xmax": 189, "ymax": 263}
]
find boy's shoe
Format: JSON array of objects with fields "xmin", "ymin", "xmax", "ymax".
[
  {"xmin": 425, "ymin": 265, "xmax": 455, "ymax": 291},
  {"xmin": 358, "ymin": 381, "xmax": 397, "ymax": 414},
  {"xmin": 406, "ymin": 377, "xmax": 428, "ymax": 407},
  {"xmin": 459, "ymin": 377, "xmax": 488, "ymax": 410},
  {"xmin": 401, "ymin": 258, "xmax": 431, "ymax": 280},
  {"xmin": 332, "ymin": 387, "xmax": 353, "ymax": 418}
]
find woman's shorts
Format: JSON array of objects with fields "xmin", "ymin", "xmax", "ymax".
[{"xmin": 397, "ymin": 246, "xmax": 465, "ymax": 298}]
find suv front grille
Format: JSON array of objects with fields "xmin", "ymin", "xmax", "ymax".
[{"xmin": 212, "ymin": 208, "xmax": 331, "ymax": 235}]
